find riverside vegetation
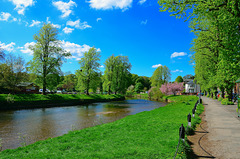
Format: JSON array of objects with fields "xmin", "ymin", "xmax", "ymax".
[
  {"xmin": 0, "ymin": 94, "xmax": 125, "ymax": 110},
  {"xmin": 0, "ymin": 95, "xmax": 204, "ymax": 158}
]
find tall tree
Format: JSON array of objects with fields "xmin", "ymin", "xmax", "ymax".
[
  {"xmin": 103, "ymin": 55, "xmax": 116, "ymax": 94},
  {"xmin": 0, "ymin": 54, "xmax": 27, "ymax": 92},
  {"xmin": 158, "ymin": 0, "xmax": 240, "ymax": 100},
  {"xmin": 103, "ymin": 55, "xmax": 131, "ymax": 94},
  {"xmin": 150, "ymin": 65, "xmax": 171, "ymax": 88},
  {"xmin": 28, "ymin": 24, "xmax": 70, "ymax": 95},
  {"xmin": 175, "ymin": 76, "xmax": 183, "ymax": 83},
  {"xmin": 76, "ymin": 47, "xmax": 101, "ymax": 95}
]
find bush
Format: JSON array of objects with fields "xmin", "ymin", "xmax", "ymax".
[
  {"xmin": 218, "ymin": 97, "xmax": 223, "ymax": 101},
  {"xmin": 221, "ymin": 98, "xmax": 234, "ymax": 105},
  {"xmin": 148, "ymin": 87, "xmax": 163, "ymax": 100}
]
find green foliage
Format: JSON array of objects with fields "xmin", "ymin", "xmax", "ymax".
[
  {"xmin": 0, "ymin": 54, "xmax": 28, "ymax": 92},
  {"xmin": 0, "ymin": 94, "xmax": 124, "ymax": 103},
  {"xmin": 102, "ymin": 55, "xmax": 131, "ymax": 94},
  {"xmin": 150, "ymin": 65, "xmax": 171, "ymax": 88},
  {"xmin": 0, "ymin": 96, "xmax": 201, "ymax": 159},
  {"xmin": 175, "ymin": 76, "xmax": 183, "ymax": 83},
  {"xmin": 28, "ymin": 24, "xmax": 70, "ymax": 95},
  {"xmin": 76, "ymin": 47, "xmax": 101, "ymax": 95},
  {"xmin": 158, "ymin": 0, "xmax": 240, "ymax": 104},
  {"xmin": 6, "ymin": 93, "xmax": 14, "ymax": 103},
  {"xmin": 134, "ymin": 82, "xmax": 143, "ymax": 93},
  {"xmin": 148, "ymin": 87, "xmax": 163, "ymax": 100},
  {"xmin": 221, "ymin": 98, "xmax": 234, "ymax": 105},
  {"xmin": 58, "ymin": 74, "xmax": 77, "ymax": 91},
  {"xmin": 218, "ymin": 97, "xmax": 223, "ymax": 101}
]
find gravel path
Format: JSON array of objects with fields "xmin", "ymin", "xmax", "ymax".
[{"xmin": 189, "ymin": 96, "xmax": 240, "ymax": 159}]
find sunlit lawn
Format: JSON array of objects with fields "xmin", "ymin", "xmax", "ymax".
[{"xmin": 0, "ymin": 95, "xmax": 204, "ymax": 158}]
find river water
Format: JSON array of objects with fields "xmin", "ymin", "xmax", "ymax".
[{"xmin": 0, "ymin": 99, "xmax": 166, "ymax": 150}]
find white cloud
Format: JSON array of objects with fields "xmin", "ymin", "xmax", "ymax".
[
  {"xmin": 88, "ymin": 0, "xmax": 132, "ymax": 11},
  {"xmin": 152, "ymin": 64, "xmax": 162, "ymax": 68},
  {"xmin": 63, "ymin": 27, "xmax": 74, "ymax": 34},
  {"xmin": 46, "ymin": 17, "xmax": 61, "ymax": 29},
  {"xmin": 170, "ymin": 52, "xmax": 187, "ymax": 58},
  {"xmin": 96, "ymin": 18, "xmax": 102, "ymax": 22},
  {"xmin": 8, "ymin": 0, "xmax": 35, "ymax": 15},
  {"xmin": 13, "ymin": 18, "xmax": 17, "ymax": 21},
  {"xmin": 141, "ymin": 20, "xmax": 147, "ymax": 25},
  {"xmin": 29, "ymin": 20, "xmax": 41, "ymax": 27},
  {"xmin": 52, "ymin": 23, "xmax": 61, "ymax": 29},
  {"xmin": 61, "ymin": 41, "xmax": 100, "ymax": 61},
  {"xmin": 52, "ymin": 0, "xmax": 77, "ymax": 18},
  {"xmin": 0, "ymin": 12, "xmax": 11, "ymax": 21},
  {"xmin": 138, "ymin": 0, "xmax": 146, "ymax": 5},
  {"xmin": 100, "ymin": 65, "xmax": 104, "ymax": 68},
  {"xmin": 0, "ymin": 41, "xmax": 16, "ymax": 52},
  {"xmin": 66, "ymin": 19, "xmax": 92, "ymax": 30},
  {"xmin": 19, "ymin": 42, "xmax": 35, "ymax": 55},
  {"xmin": 171, "ymin": 69, "xmax": 183, "ymax": 73}
]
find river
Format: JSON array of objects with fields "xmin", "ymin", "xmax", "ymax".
[{"xmin": 0, "ymin": 99, "xmax": 166, "ymax": 150}]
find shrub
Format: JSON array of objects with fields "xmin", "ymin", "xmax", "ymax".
[
  {"xmin": 148, "ymin": 87, "xmax": 163, "ymax": 100},
  {"xmin": 221, "ymin": 98, "xmax": 234, "ymax": 105},
  {"xmin": 218, "ymin": 97, "xmax": 223, "ymax": 101}
]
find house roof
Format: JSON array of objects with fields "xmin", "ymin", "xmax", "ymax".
[
  {"xmin": 236, "ymin": 79, "xmax": 240, "ymax": 83},
  {"xmin": 16, "ymin": 82, "xmax": 35, "ymax": 87},
  {"xmin": 186, "ymin": 80, "xmax": 195, "ymax": 85}
]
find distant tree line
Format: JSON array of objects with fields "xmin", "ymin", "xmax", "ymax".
[{"xmin": 0, "ymin": 24, "xmax": 153, "ymax": 95}]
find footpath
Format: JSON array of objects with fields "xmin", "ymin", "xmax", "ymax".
[{"xmin": 189, "ymin": 96, "xmax": 240, "ymax": 159}]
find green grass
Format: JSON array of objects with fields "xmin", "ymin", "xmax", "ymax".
[
  {"xmin": 0, "ymin": 94, "xmax": 123, "ymax": 102},
  {"xmin": 0, "ymin": 95, "xmax": 204, "ymax": 159},
  {"xmin": 133, "ymin": 93, "xmax": 149, "ymax": 99}
]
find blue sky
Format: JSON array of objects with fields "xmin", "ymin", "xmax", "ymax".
[{"xmin": 0, "ymin": 0, "xmax": 195, "ymax": 81}]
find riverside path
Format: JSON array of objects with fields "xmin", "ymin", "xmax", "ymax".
[{"xmin": 190, "ymin": 96, "xmax": 240, "ymax": 159}]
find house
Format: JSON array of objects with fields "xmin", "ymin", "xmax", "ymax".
[
  {"xmin": 16, "ymin": 82, "xmax": 39, "ymax": 93},
  {"xmin": 185, "ymin": 80, "xmax": 200, "ymax": 94}
]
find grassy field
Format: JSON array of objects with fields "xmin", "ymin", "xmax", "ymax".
[
  {"xmin": 0, "ymin": 95, "xmax": 204, "ymax": 158},
  {"xmin": 0, "ymin": 94, "xmax": 124, "ymax": 102}
]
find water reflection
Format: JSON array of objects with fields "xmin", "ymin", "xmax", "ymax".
[{"xmin": 0, "ymin": 99, "xmax": 166, "ymax": 150}]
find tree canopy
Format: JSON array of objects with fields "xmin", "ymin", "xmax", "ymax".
[
  {"xmin": 76, "ymin": 47, "xmax": 101, "ymax": 95},
  {"xmin": 159, "ymin": 0, "xmax": 240, "ymax": 100},
  {"xmin": 150, "ymin": 65, "xmax": 171, "ymax": 88},
  {"xmin": 28, "ymin": 23, "xmax": 70, "ymax": 95}
]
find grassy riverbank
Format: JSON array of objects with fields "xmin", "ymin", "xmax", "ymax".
[
  {"xmin": 0, "ymin": 94, "xmax": 125, "ymax": 110},
  {"xmin": 0, "ymin": 94, "xmax": 124, "ymax": 102},
  {"xmin": 0, "ymin": 95, "xmax": 204, "ymax": 158}
]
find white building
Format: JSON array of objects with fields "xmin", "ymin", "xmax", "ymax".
[{"xmin": 185, "ymin": 80, "xmax": 200, "ymax": 93}]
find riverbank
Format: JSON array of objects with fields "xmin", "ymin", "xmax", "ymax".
[
  {"xmin": 0, "ymin": 94, "xmax": 125, "ymax": 110},
  {"xmin": 0, "ymin": 95, "xmax": 204, "ymax": 158}
]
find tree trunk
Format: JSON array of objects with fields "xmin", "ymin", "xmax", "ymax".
[
  {"xmin": 220, "ymin": 87, "xmax": 225, "ymax": 98},
  {"xmin": 43, "ymin": 64, "xmax": 47, "ymax": 95},
  {"xmin": 86, "ymin": 78, "xmax": 90, "ymax": 95}
]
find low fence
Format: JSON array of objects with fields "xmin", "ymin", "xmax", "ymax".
[{"xmin": 173, "ymin": 97, "xmax": 202, "ymax": 159}]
